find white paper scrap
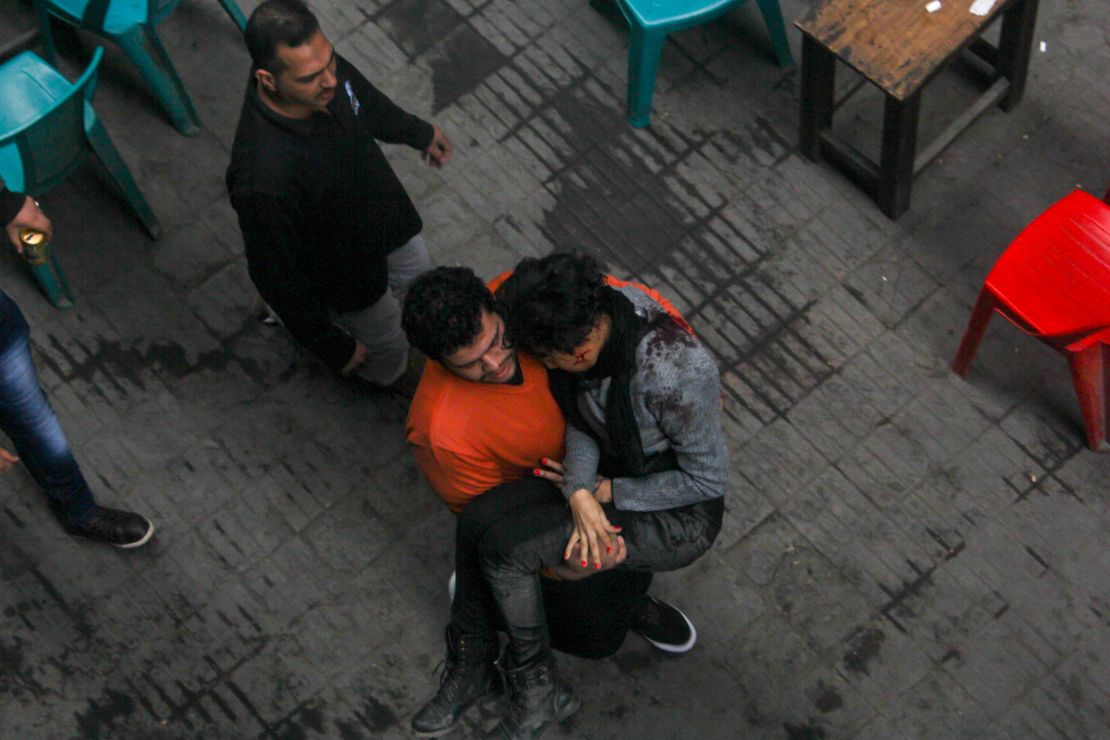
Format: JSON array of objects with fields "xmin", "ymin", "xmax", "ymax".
[
  {"xmin": 926, "ymin": 1, "xmax": 941, "ymax": 12},
  {"xmin": 970, "ymin": 0, "xmax": 998, "ymax": 16},
  {"xmin": 1040, "ymin": 41, "xmax": 1047, "ymax": 52}
]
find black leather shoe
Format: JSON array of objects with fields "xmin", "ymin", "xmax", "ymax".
[
  {"xmin": 630, "ymin": 595, "xmax": 697, "ymax": 653},
  {"xmin": 65, "ymin": 507, "xmax": 154, "ymax": 548}
]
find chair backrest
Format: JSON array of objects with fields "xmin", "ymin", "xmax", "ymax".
[
  {"xmin": 44, "ymin": 0, "xmax": 158, "ymax": 30},
  {"xmin": 0, "ymin": 48, "xmax": 103, "ymax": 195},
  {"xmin": 621, "ymin": 0, "xmax": 741, "ymax": 29},
  {"xmin": 989, "ymin": 190, "xmax": 1110, "ymax": 339}
]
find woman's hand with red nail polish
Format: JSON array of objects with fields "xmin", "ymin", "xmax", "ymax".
[
  {"xmin": 533, "ymin": 457, "xmax": 566, "ymax": 486},
  {"xmin": 565, "ymin": 490, "xmax": 619, "ymax": 572},
  {"xmin": 555, "ymin": 538, "xmax": 627, "ymax": 581}
]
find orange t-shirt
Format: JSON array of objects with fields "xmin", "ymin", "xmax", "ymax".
[
  {"xmin": 406, "ymin": 351, "xmax": 565, "ymax": 512},
  {"xmin": 489, "ymin": 271, "xmax": 690, "ymax": 332},
  {"xmin": 407, "ymin": 273, "xmax": 688, "ymax": 512}
]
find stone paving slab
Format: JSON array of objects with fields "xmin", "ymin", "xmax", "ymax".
[{"xmin": 0, "ymin": 0, "xmax": 1108, "ymax": 737}]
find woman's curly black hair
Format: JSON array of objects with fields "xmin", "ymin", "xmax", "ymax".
[
  {"xmin": 401, "ymin": 267, "xmax": 497, "ymax": 361},
  {"xmin": 495, "ymin": 252, "xmax": 606, "ymax": 357}
]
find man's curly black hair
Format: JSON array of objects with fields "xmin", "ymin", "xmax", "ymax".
[
  {"xmin": 495, "ymin": 252, "xmax": 606, "ymax": 357},
  {"xmin": 401, "ymin": 267, "xmax": 496, "ymax": 361}
]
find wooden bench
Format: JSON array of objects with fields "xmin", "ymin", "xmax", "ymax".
[{"xmin": 796, "ymin": 0, "xmax": 1041, "ymax": 218}]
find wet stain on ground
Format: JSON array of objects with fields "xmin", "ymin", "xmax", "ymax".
[
  {"xmin": 277, "ymin": 718, "xmax": 307, "ymax": 740},
  {"xmin": 707, "ymin": 115, "xmax": 794, "ymax": 170},
  {"xmin": 536, "ymin": 87, "xmax": 691, "ymax": 275},
  {"xmin": 37, "ymin": 336, "xmax": 264, "ymax": 394},
  {"xmin": 813, "ymin": 683, "xmax": 844, "ymax": 713},
  {"xmin": 0, "ymin": 639, "xmax": 24, "ymax": 678},
  {"xmin": 428, "ymin": 24, "xmax": 510, "ymax": 114},
  {"xmin": 30, "ymin": 567, "xmax": 93, "ymax": 638},
  {"xmin": 0, "ymin": 636, "xmax": 50, "ymax": 699},
  {"xmin": 842, "ymin": 626, "xmax": 885, "ymax": 675},
  {"xmin": 784, "ymin": 721, "xmax": 827, "ymax": 739},
  {"xmin": 74, "ymin": 688, "xmax": 136, "ymax": 739},
  {"xmin": 298, "ymin": 703, "xmax": 325, "ymax": 733},
  {"xmin": 375, "ymin": 0, "xmax": 517, "ymax": 114},
  {"xmin": 335, "ymin": 718, "xmax": 366, "ymax": 740},
  {"xmin": 375, "ymin": 0, "xmax": 465, "ymax": 57},
  {"xmin": 359, "ymin": 695, "xmax": 398, "ymax": 734}
]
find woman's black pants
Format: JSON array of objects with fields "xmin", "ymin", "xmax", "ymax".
[
  {"xmin": 451, "ymin": 477, "xmax": 652, "ymax": 660},
  {"xmin": 452, "ymin": 476, "xmax": 723, "ymax": 666}
]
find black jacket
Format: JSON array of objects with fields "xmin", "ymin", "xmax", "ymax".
[
  {"xmin": 0, "ymin": 179, "xmax": 23, "ymax": 227},
  {"xmin": 226, "ymin": 55, "xmax": 434, "ymax": 370}
]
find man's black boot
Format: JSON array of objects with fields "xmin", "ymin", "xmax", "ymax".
[
  {"xmin": 411, "ymin": 627, "xmax": 498, "ymax": 737},
  {"xmin": 484, "ymin": 653, "xmax": 579, "ymax": 739}
]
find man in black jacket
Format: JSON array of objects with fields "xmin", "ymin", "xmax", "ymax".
[{"xmin": 227, "ymin": 0, "xmax": 452, "ymax": 389}]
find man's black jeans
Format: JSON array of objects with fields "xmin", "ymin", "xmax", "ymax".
[
  {"xmin": 451, "ymin": 477, "xmax": 652, "ymax": 660},
  {"xmin": 461, "ymin": 480, "xmax": 724, "ymax": 668}
]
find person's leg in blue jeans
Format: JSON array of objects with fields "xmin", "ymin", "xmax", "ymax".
[
  {"xmin": 0, "ymin": 290, "xmax": 152, "ymax": 547},
  {"xmin": 0, "ymin": 292, "xmax": 96, "ymax": 526}
]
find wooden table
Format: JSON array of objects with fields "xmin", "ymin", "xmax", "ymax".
[{"xmin": 796, "ymin": 0, "xmax": 1041, "ymax": 218}]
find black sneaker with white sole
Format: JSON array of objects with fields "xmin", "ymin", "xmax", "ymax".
[
  {"xmin": 65, "ymin": 507, "xmax": 154, "ymax": 549},
  {"xmin": 630, "ymin": 595, "xmax": 697, "ymax": 653}
]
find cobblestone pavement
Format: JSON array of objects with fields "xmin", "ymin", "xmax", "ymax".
[{"xmin": 1, "ymin": 0, "xmax": 1108, "ymax": 737}]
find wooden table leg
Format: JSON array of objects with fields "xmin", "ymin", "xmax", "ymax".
[
  {"xmin": 877, "ymin": 91, "xmax": 921, "ymax": 219},
  {"xmin": 799, "ymin": 34, "xmax": 835, "ymax": 161},
  {"xmin": 997, "ymin": 0, "xmax": 1040, "ymax": 111}
]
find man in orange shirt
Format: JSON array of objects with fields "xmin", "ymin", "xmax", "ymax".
[{"xmin": 402, "ymin": 266, "xmax": 695, "ymax": 737}]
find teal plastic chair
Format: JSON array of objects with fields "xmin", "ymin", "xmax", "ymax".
[
  {"xmin": 36, "ymin": 0, "xmax": 248, "ymax": 136},
  {"xmin": 601, "ymin": 0, "xmax": 795, "ymax": 127},
  {"xmin": 0, "ymin": 48, "xmax": 160, "ymax": 308}
]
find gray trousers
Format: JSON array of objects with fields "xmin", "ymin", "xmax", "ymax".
[{"xmin": 331, "ymin": 235, "xmax": 430, "ymax": 385}]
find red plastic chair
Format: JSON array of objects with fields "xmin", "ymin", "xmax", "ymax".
[{"xmin": 953, "ymin": 190, "xmax": 1110, "ymax": 451}]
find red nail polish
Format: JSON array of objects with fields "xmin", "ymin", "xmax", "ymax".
[
  {"xmin": 541, "ymin": 458, "xmax": 549, "ymax": 465},
  {"xmin": 606, "ymin": 546, "xmax": 612, "ymax": 553},
  {"xmin": 581, "ymin": 560, "xmax": 587, "ymax": 567},
  {"xmin": 532, "ymin": 469, "xmax": 540, "ymax": 476},
  {"xmin": 594, "ymin": 563, "xmax": 601, "ymax": 569}
]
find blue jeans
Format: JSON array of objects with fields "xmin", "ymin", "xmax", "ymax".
[{"xmin": 0, "ymin": 290, "xmax": 96, "ymax": 527}]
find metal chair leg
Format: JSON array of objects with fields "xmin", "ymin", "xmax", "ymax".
[
  {"xmin": 29, "ymin": 255, "xmax": 75, "ymax": 309},
  {"xmin": 755, "ymin": 0, "xmax": 795, "ymax": 67},
  {"xmin": 115, "ymin": 24, "xmax": 201, "ymax": 136},
  {"xmin": 627, "ymin": 28, "xmax": 666, "ymax": 128}
]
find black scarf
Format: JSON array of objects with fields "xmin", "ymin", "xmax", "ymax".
[{"xmin": 550, "ymin": 288, "xmax": 672, "ymax": 478}]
